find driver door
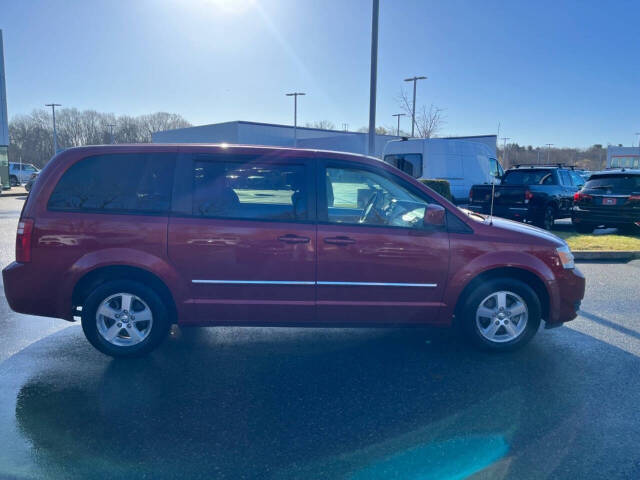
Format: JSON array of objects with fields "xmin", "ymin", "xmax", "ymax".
[{"xmin": 316, "ymin": 157, "xmax": 450, "ymax": 326}]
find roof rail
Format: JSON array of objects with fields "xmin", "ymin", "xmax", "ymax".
[{"xmin": 510, "ymin": 163, "xmax": 574, "ymax": 169}]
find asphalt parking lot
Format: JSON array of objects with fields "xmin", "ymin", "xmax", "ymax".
[{"xmin": 0, "ymin": 195, "xmax": 639, "ymax": 479}]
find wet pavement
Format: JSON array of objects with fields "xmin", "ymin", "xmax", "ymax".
[{"xmin": 0, "ymin": 196, "xmax": 639, "ymax": 479}]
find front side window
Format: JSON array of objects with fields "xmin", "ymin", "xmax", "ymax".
[
  {"xmin": 569, "ymin": 171, "xmax": 585, "ymax": 188},
  {"xmin": 489, "ymin": 158, "xmax": 503, "ymax": 178},
  {"xmin": 193, "ymin": 160, "xmax": 307, "ymax": 221},
  {"xmin": 325, "ymin": 166, "xmax": 430, "ymax": 229},
  {"xmin": 559, "ymin": 170, "xmax": 572, "ymax": 186},
  {"xmin": 383, "ymin": 154, "xmax": 423, "ymax": 178},
  {"xmin": 48, "ymin": 153, "xmax": 175, "ymax": 214}
]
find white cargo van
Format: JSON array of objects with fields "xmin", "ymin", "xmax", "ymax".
[{"xmin": 382, "ymin": 138, "xmax": 504, "ymax": 203}]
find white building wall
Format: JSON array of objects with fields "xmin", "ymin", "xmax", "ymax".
[{"xmin": 152, "ymin": 122, "xmax": 239, "ymax": 143}]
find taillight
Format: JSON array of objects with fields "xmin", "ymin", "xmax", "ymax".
[
  {"xmin": 16, "ymin": 218, "xmax": 34, "ymax": 263},
  {"xmin": 524, "ymin": 190, "xmax": 533, "ymax": 203},
  {"xmin": 574, "ymin": 192, "xmax": 592, "ymax": 203},
  {"xmin": 627, "ymin": 194, "xmax": 640, "ymax": 203}
]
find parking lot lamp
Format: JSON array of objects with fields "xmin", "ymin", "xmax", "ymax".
[
  {"xmin": 546, "ymin": 143, "xmax": 554, "ymax": 164},
  {"xmin": 403, "ymin": 75, "xmax": 427, "ymax": 137},
  {"xmin": 285, "ymin": 92, "xmax": 305, "ymax": 147},
  {"xmin": 45, "ymin": 103, "xmax": 61, "ymax": 154},
  {"xmin": 392, "ymin": 113, "xmax": 405, "ymax": 136},
  {"xmin": 108, "ymin": 124, "xmax": 116, "ymax": 144},
  {"xmin": 368, "ymin": 0, "xmax": 379, "ymax": 156}
]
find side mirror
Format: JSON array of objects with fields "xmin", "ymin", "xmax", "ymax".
[{"xmin": 423, "ymin": 204, "xmax": 446, "ymax": 227}]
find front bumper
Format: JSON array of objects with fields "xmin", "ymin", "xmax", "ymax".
[{"xmin": 547, "ymin": 266, "xmax": 586, "ymax": 325}]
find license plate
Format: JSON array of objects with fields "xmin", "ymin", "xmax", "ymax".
[{"xmin": 602, "ymin": 197, "xmax": 617, "ymax": 205}]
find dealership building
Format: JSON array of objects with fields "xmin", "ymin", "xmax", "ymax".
[
  {"xmin": 607, "ymin": 146, "xmax": 640, "ymax": 169},
  {"xmin": 152, "ymin": 120, "xmax": 497, "ymax": 158}
]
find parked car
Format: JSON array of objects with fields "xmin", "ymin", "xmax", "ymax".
[
  {"xmin": 9, "ymin": 162, "xmax": 39, "ymax": 185},
  {"xmin": 2, "ymin": 145, "xmax": 585, "ymax": 357},
  {"xmin": 572, "ymin": 169, "xmax": 640, "ymax": 234},
  {"xmin": 467, "ymin": 165, "xmax": 586, "ymax": 230},
  {"xmin": 24, "ymin": 172, "xmax": 38, "ymax": 192},
  {"xmin": 383, "ymin": 137, "xmax": 504, "ymax": 203}
]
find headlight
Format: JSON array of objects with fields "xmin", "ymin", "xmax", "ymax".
[{"xmin": 556, "ymin": 245, "xmax": 575, "ymax": 269}]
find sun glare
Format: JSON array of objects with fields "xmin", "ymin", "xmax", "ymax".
[{"xmin": 205, "ymin": 0, "xmax": 255, "ymax": 14}]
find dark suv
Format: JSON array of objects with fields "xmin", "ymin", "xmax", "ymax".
[
  {"xmin": 468, "ymin": 165, "xmax": 585, "ymax": 230},
  {"xmin": 3, "ymin": 145, "xmax": 585, "ymax": 357},
  {"xmin": 572, "ymin": 169, "xmax": 640, "ymax": 233}
]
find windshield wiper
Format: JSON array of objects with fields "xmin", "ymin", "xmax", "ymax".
[{"xmin": 590, "ymin": 185, "xmax": 613, "ymax": 190}]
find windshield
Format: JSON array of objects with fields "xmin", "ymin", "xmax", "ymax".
[
  {"xmin": 584, "ymin": 174, "xmax": 640, "ymax": 194},
  {"xmin": 502, "ymin": 169, "xmax": 555, "ymax": 185}
]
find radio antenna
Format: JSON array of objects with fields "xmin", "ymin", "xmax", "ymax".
[{"xmin": 489, "ymin": 176, "xmax": 496, "ymax": 226}]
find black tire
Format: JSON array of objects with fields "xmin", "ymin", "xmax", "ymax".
[
  {"xmin": 574, "ymin": 222, "xmax": 595, "ymax": 234},
  {"xmin": 536, "ymin": 205, "xmax": 555, "ymax": 230},
  {"xmin": 619, "ymin": 223, "xmax": 640, "ymax": 236},
  {"xmin": 459, "ymin": 278, "xmax": 541, "ymax": 351},
  {"xmin": 81, "ymin": 280, "xmax": 170, "ymax": 357},
  {"xmin": 9, "ymin": 175, "xmax": 19, "ymax": 187}
]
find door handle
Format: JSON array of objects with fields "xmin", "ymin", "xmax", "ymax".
[
  {"xmin": 324, "ymin": 236, "xmax": 356, "ymax": 245},
  {"xmin": 278, "ymin": 234, "xmax": 310, "ymax": 244}
]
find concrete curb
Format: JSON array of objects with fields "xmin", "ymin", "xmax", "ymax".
[
  {"xmin": 574, "ymin": 251, "xmax": 640, "ymax": 261},
  {"xmin": 2, "ymin": 189, "xmax": 28, "ymax": 197}
]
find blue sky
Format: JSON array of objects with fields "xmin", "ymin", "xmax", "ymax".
[{"xmin": 1, "ymin": 0, "xmax": 638, "ymax": 147}]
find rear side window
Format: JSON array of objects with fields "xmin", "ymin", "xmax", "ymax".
[
  {"xmin": 193, "ymin": 160, "xmax": 308, "ymax": 221},
  {"xmin": 384, "ymin": 154, "xmax": 423, "ymax": 178},
  {"xmin": 48, "ymin": 153, "xmax": 175, "ymax": 214}
]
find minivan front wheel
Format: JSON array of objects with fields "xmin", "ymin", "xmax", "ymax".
[
  {"xmin": 81, "ymin": 280, "xmax": 170, "ymax": 357},
  {"xmin": 460, "ymin": 278, "xmax": 541, "ymax": 351}
]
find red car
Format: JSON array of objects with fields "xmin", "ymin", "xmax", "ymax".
[{"xmin": 3, "ymin": 145, "xmax": 585, "ymax": 357}]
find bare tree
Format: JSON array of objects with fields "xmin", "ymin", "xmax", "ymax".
[
  {"xmin": 8, "ymin": 108, "xmax": 191, "ymax": 168},
  {"xmin": 397, "ymin": 89, "xmax": 445, "ymax": 138},
  {"xmin": 304, "ymin": 120, "xmax": 336, "ymax": 130}
]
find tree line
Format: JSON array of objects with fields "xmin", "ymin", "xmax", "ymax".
[
  {"xmin": 8, "ymin": 109, "xmax": 191, "ymax": 168},
  {"xmin": 499, "ymin": 143, "xmax": 608, "ymax": 171}
]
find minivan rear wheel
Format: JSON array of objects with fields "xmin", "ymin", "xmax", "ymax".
[
  {"xmin": 460, "ymin": 278, "xmax": 541, "ymax": 351},
  {"xmin": 81, "ymin": 280, "xmax": 170, "ymax": 357}
]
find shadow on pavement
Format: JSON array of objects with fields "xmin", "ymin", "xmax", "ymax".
[{"xmin": 4, "ymin": 325, "xmax": 640, "ymax": 479}]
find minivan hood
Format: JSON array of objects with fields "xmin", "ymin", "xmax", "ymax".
[{"xmin": 482, "ymin": 216, "xmax": 565, "ymax": 247}]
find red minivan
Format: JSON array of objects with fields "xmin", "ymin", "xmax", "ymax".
[{"xmin": 3, "ymin": 145, "xmax": 585, "ymax": 357}]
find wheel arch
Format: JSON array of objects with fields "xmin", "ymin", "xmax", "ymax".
[
  {"xmin": 72, "ymin": 265, "xmax": 179, "ymax": 324},
  {"xmin": 453, "ymin": 266, "xmax": 550, "ymax": 323}
]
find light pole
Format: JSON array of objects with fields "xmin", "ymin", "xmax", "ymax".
[
  {"xmin": 546, "ymin": 143, "xmax": 554, "ymax": 164},
  {"xmin": 285, "ymin": 92, "xmax": 305, "ymax": 147},
  {"xmin": 45, "ymin": 103, "xmax": 61, "ymax": 154},
  {"xmin": 500, "ymin": 137, "xmax": 510, "ymax": 167},
  {"xmin": 392, "ymin": 113, "xmax": 405, "ymax": 136},
  {"xmin": 404, "ymin": 75, "xmax": 427, "ymax": 137},
  {"xmin": 367, "ymin": 0, "xmax": 379, "ymax": 156},
  {"xmin": 107, "ymin": 124, "xmax": 116, "ymax": 144},
  {"xmin": 635, "ymin": 132, "xmax": 640, "ymax": 148}
]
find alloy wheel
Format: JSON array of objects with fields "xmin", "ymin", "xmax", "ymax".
[
  {"xmin": 475, "ymin": 290, "xmax": 528, "ymax": 343},
  {"xmin": 96, "ymin": 293, "xmax": 154, "ymax": 347}
]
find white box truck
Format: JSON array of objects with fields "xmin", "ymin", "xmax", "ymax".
[{"xmin": 382, "ymin": 137, "xmax": 504, "ymax": 203}]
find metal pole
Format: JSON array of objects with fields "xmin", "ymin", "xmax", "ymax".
[
  {"xmin": 45, "ymin": 103, "xmax": 61, "ymax": 154},
  {"xmin": 367, "ymin": 0, "xmax": 379, "ymax": 156},
  {"xmin": 392, "ymin": 113, "xmax": 404, "ymax": 136},
  {"xmin": 404, "ymin": 76, "xmax": 427, "ymax": 138},
  {"xmin": 546, "ymin": 143, "xmax": 553, "ymax": 163},
  {"xmin": 285, "ymin": 92, "xmax": 305, "ymax": 148},
  {"xmin": 500, "ymin": 137, "xmax": 510, "ymax": 167}
]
